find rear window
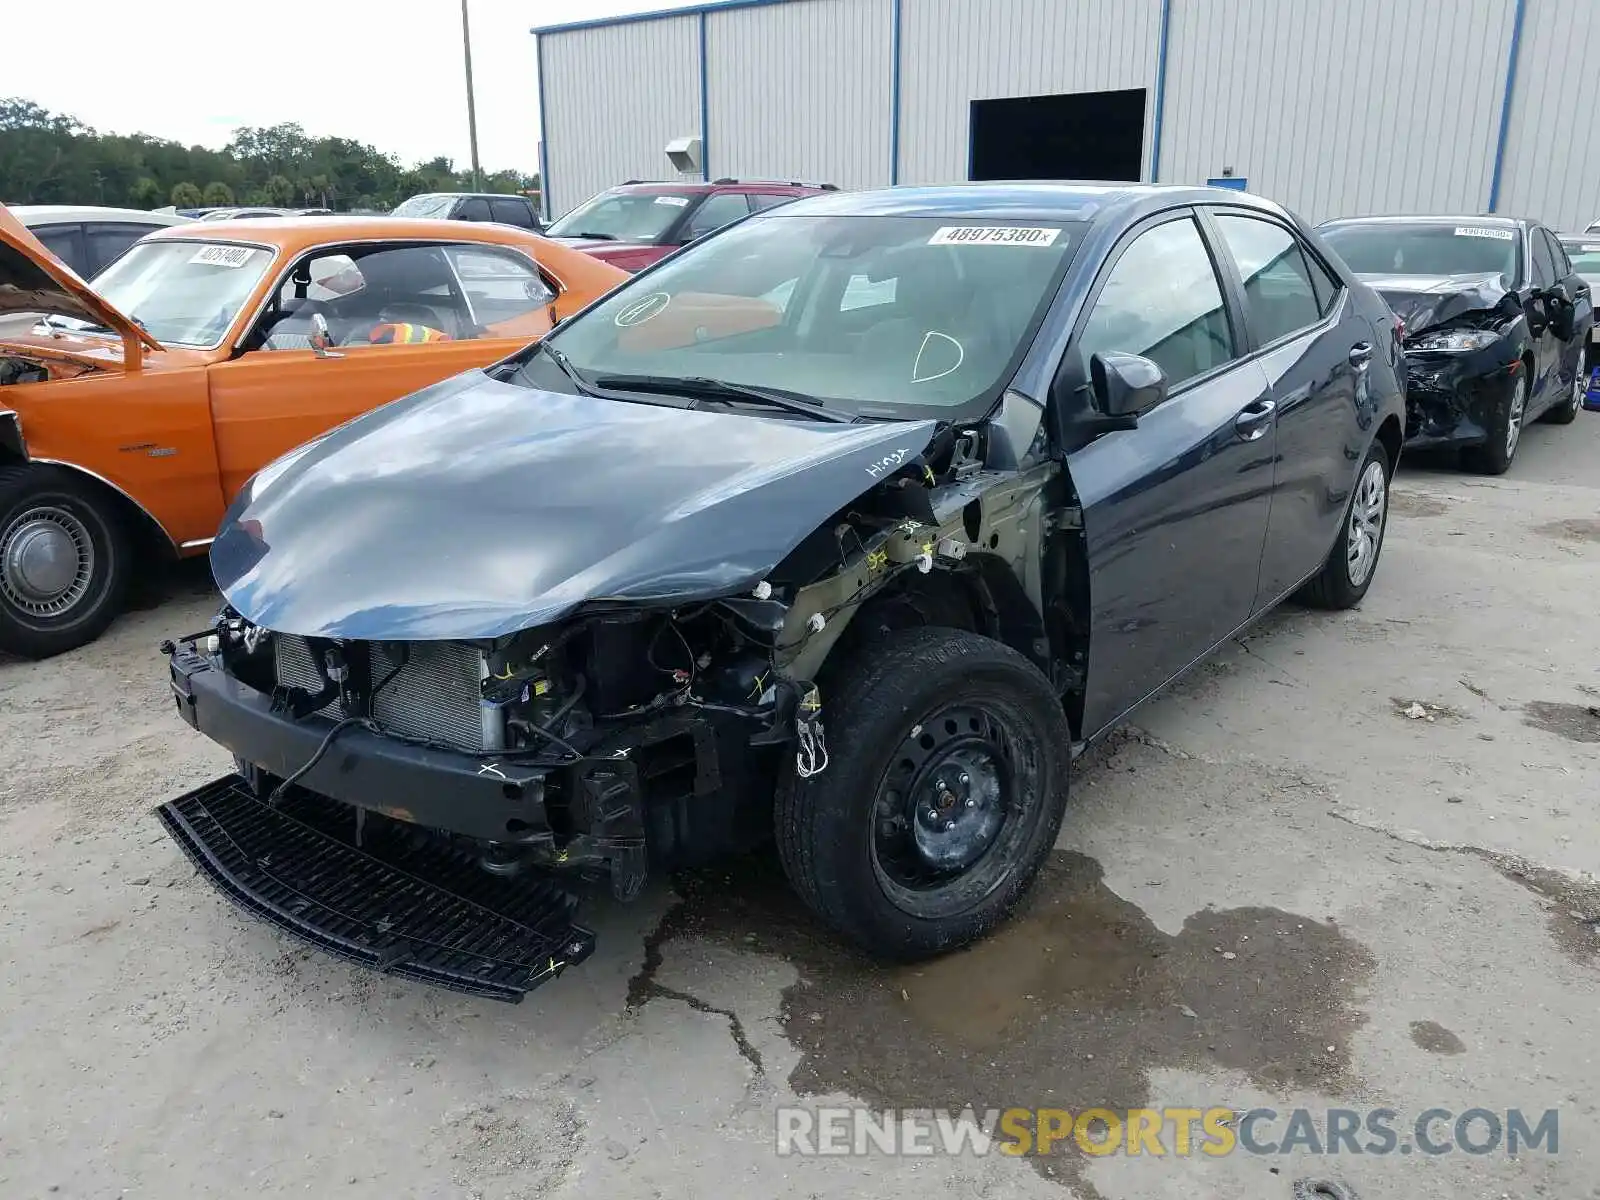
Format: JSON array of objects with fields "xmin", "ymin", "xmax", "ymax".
[{"xmin": 1320, "ymin": 222, "xmax": 1519, "ymax": 283}]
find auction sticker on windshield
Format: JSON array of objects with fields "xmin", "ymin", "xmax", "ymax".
[
  {"xmin": 189, "ymin": 244, "xmax": 260, "ymax": 268},
  {"xmin": 1453, "ymin": 227, "xmax": 1514, "ymax": 241},
  {"xmin": 654, "ymin": 196, "xmax": 691, "ymax": 207},
  {"xmin": 929, "ymin": 226, "xmax": 1062, "ymax": 247}
]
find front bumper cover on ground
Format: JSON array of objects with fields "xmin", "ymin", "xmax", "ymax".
[{"xmin": 158, "ymin": 776, "xmax": 595, "ymax": 1001}]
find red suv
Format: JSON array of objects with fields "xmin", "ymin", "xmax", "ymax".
[{"xmin": 544, "ymin": 179, "xmax": 836, "ymax": 272}]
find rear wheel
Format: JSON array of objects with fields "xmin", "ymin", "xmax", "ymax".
[
  {"xmin": 1543, "ymin": 345, "xmax": 1584, "ymax": 425},
  {"xmin": 1462, "ymin": 369, "xmax": 1528, "ymax": 474},
  {"xmin": 775, "ymin": 627, "xmax": 1072, "ymax": 960},
  {"xmin": 1298, "ymin": 439, "xmax": 1390, "ymax": 610},
  {"xmin": 0, "ymin": 465, "xmax": 132, "ymax": 659}
]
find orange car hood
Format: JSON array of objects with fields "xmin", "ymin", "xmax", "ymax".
[{"xmin": 0, "ymin": 202, "xmax": 162, "ymax": 368}]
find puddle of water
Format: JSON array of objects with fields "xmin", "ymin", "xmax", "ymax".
[
  {"xmin": 633, "ymin": 848, "xmax": 1376, "ymax": 1194},
  {"xmin": 1523, "ymin": 700, "xmax": 1600, "ymax": 744}
]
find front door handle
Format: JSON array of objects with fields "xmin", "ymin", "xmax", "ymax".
[
  {"xmin": 1234, "ymin": 398, "xmax": 1277, "ymax": 441},
  {"xmin": 1349, "ymin": 342, "xmax": 1373, "ymax": 371}
]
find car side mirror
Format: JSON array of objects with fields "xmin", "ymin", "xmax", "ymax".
[
  {"xmin": 1091, "ymin": 351, "xmax": 1167, "ymax": 423},
  {"xmin": 309, "ymin": 312, "xmax": 343, "ymax": 359}
]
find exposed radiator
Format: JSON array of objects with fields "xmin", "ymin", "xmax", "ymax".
[{"xmin": 273, "ymin": 635, "xmax": 488, "ymax": 752}]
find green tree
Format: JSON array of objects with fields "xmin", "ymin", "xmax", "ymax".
[
  {"xmin": 170, "ymin": 181, "xmax": 202, "ymax": 208},
  {"xmin": 129, "ymin": 177, "xmax": 163, "ymax": 208},
  {"xmin": 264, "ymin": 174, "xmax": 296, "ymax": 206},
  {"xmin": 201, "ymin": 181, "xmax": 234, "ymax": 206}
]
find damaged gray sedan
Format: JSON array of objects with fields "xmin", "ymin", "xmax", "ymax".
[
  {"xmin": 158, "ymin": 184, "xmax": 1404, "ymax": 999},
  {"xmin": 1320, "ymin": 215, "xmax": 1592, "ymax": 473}
]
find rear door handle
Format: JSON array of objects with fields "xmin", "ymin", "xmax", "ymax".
[
  {"xmin": 1234, "ymin": 398, "xmax": 1277, "ymax": 441},
  {"xmin": 1349, "ymin": 342, "xmax": 1373, "ymax": 371}
]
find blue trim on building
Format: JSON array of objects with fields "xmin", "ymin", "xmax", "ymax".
[
  {"xmin": 1487, "ymin": 0, "xmax": 1527, "ymax": 213},
  {"xmin": 532, "ymin": 0, "xmax": 794, "ymax": 37},
  {"xmin": 1149, "ymin": 0, "xmax": 1173, "ymax": 182},
  {"xmin": 535, "ymin": 33, "xmax": 551, "ymax": 220},
  {"xmin": 889, "ymin": 0, "xmax": 903, "ymax": 184},
  {"xmin": 699, "ymin": 11, "xmax": 711, "ymax": 181}
]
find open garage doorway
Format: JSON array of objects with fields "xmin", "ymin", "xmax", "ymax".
[{"xmin": 969, "ymin": 88, "xmax": 1146, "ymax": 183}]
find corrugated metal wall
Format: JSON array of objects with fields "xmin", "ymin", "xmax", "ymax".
[
  {"xmin": 705, "ymin": 0, "xmax": 892, "ymax": 189},
  {"xmin": 539, "ymin": 15, "xmax": 702, "ymax": 217},
  {"xmin": 1158, "ymin": 0, "xmax": 1516, "ymax": 223},
  {"xmin": 537, "ymin": 0, "xmax": 1600, "ymax": 231},
  {"xmin": 1497, "ymin": 0, "xmax": 1600, "ymax": 230},
  {"xmin": 896, "ymin": 0, "xmax": 1162, "ymax": 185}
]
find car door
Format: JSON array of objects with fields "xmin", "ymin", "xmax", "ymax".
[
  {"xmin": 1526, "ymin": 227, "xmax": 1567, "ymax": 415},
  {"xmin": 1539, "ymin": 227, "xmax": 1590, "ymax": 403},
  {"xmin": 1062, "ymin": 210, "xmax": 1277, "ymax": 735},
  {"xmin": 1205, "ymin": 208, "xmax": 1371, "ymax": 607},
  {"xmin": 204, "ymin": 242, "xmax": 553, "ymax": 503}
]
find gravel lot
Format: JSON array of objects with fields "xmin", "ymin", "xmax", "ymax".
[{"xmin": 2, "ymin": 416, "xmax": 1597, "ymax": 1200}]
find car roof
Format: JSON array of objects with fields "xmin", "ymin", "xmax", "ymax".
[
  {"xmin": 136, "ymin": 215, "xmax": 556, "ymax": 255},
  {"xmin": 769, "ymin": 181, "xmax": 1296, "ymax": 226},
  {"xmin": 11, "ymin": 205, "xmax": 191, "ymax": 226},
  {"xmin": 1320, "ymin": 214, "xmax": 1528, "ymax": 228},
  {"xmin": 610, "ymin": 180, "xmax": 822, "ymax": 195}
]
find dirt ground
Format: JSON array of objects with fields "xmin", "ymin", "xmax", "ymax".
[{"xmin": 2, "ymin": 415, "xmax": 1597, "ymax": 1200}]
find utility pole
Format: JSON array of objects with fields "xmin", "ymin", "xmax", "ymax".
[{"xmin": 461, "ymin": 0, "xmax": 483, "ymax": 190}]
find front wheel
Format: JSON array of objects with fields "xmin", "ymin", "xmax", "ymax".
[
  {"xmin": 1297, "ymin": 439, "xmax": 1390, "ymax": 610},
  {"xmin": 1461, "ymin": 369, "xmax": 1528, "ymax": 474},
  {"xmin": 1542, "ymin": 345, "xmax": 1585, "ymax": 425},
  {"xmin": 0, "ymin": 465, "xmax": 133, "ymax": 659},
  {"xmin": 775, "ymin": 627, "xmax": 1072, "ymax": 960}
]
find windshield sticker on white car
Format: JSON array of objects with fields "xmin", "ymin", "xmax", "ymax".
[
  {"xmin": 189, "ymin": 244, "xmax": 259, "ymax": 268},
  {"xmin": 1453, "ymin": 226, "xmax": 1514, "ymax": 241},
  {"xmin": 614, "ymin": 292, "xmax": 670, "ymax": 327},
  {"xmin": 928, "ymin": 226, "xmax": 1062, "ymax": 247},
  {"xmin": 1582, "ymin": 245, "xmax": 1600, "ymax": 253},
  {"xmin": 653, "ymin": 196, "xmax": 691, "ymax": 207}
]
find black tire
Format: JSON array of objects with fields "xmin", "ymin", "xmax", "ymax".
[
  {"xmin": 1461, "ymin": 367, "xmax": 1529, "ymax": 474},
  {"xmin": 0, "ymin": 464, "xmax": 132, "ymax": 659},
  {"xmin": 1542, "ymin": 344, "xmax": 1584, "ymax": 426},
  {"xmin": 1297, "ymin": 439, "xmax": 1390, "ymax": 611},
  {"xmin": 774, "ymin": 626, "xmax": 1072, "ymax": 960}
]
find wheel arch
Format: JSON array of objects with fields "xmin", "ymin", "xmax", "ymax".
[
  {"xmin": 24, "ymin": 458, "xmax": 179, "ymax": 564},
  {"xmin": 1375, "ymin": 413, "xmax": 1402, "ymax": 476}
]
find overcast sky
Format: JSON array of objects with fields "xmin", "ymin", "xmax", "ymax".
[{"xmin": 6, "ymin": 0, "xmax": 701, "ymax": 174}]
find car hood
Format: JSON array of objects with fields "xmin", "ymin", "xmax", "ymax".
[
  {"xmin": 1355, "ymin": 271, "xmax": 1521, "ymax": 336},
  {"xmin": 0, "ymin": 202, "xmax": 162, "ymax": 367},
  {"xmin": 212, "ymin": 372, "xmax": 936, "ymax": 640}
]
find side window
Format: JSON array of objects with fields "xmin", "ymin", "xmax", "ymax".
[
  {"xmin": 1531, "ymin": 231, "xmax": 1558, "ymax": 288},
  {"xmin": 257, "ymin": 244, "xmax": 468, "ymax": 349},
  {"xmin": 456, "ymin": 197, "xmax": 493, "ymax": 222},
  {"xmin": 85, "ymin": 223, "xmax": 156, "ymax": 276},
  {"xmin": 684, "ymin": 193, "xmax": 752, "ymax": 241},
  {"xmin": 490, "ymin": 198, "xmax": 535, "ymax": 229},
  {"xmin": 33, "ymin": 223, "xmax": 86, "ymax": 276},
  {"xmin": 1539, "ymin": 229, "xmax": 1570, "ymax": 280},
  {"xmin": 444, "ymin": 245, "xmax": 555, "ymax": 329},
  {"xmin": 1551, "ymin": 233, "xmax": 1574, "ymax": 277},
  {"xmin": 748, "ymin": 193, "xmax": 798, "ymax": 212},
  {"xmin": 1213, "ymin": 214, "xmax": 1324, "ymax": 344},
  {"xmin": 1076, "ymin": 216, "xmax": 1236, "ymax": 391}
]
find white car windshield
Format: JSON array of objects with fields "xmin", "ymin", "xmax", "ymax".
[
  {"xmin": 68, "ymin": 240, "xmax": 274, "ymax": 347},
  {"xmin": 535, "ymin": 214, "xmax": 1084, "ymax": 416},
  {"xmin": 391, "ymin": 195, "xmax": 454, "ymax": 218}
]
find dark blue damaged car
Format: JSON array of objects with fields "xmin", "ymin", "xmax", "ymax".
[{"xmin": 158, "ymin": 183, "xmax": 1406, "ymax": 998}]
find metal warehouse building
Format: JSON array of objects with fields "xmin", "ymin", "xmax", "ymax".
[{"xmin": 533, "ymin": 0, "xmax": 1600, "ymax": 231}]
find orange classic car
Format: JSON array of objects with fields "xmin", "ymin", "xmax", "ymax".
[{"xmin": 0, "ymin": 207, "xmax": 626, "ymax": 658}]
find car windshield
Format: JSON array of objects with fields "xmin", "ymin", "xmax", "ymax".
[
  {"xmin": 391, "ymin": 195, "xmax": 454, "ymax": 218},
  {"xmin": 62, "ymin": 239, "xmax": 274, "ymax": 346},
  {"xmin": 1321, "ymin": 222, "xmax": 1519, "ymax": 282},
  {"xmin": 534, "ymin": 214, "xmax": 1084, "ymax": 416},
  {"xmin": 1561, "ymin": 239, "xmax": 1600, "ymax": 276},
  {"xmin": 545, "ymin": 191, "xmax": 696, "ymax": 242}
]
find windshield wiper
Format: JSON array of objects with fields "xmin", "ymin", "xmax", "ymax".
[
  {"xmin": 531, "ymin": 340, "xmax": 597, "ymax": 395},
  {"xmin": 591, "ymin": 374, "xmax": 850, "ymax": 423},
  {"xmin": 566, "ymin": 231, "xmax": 618, "ymax": 241}
]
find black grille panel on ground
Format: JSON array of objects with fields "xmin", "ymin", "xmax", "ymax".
[
  {"xmin": 157, "ymin": 776, "xmax": 596, "ymax": 1001},
  {"xmin": 273, "ymin": 635, "xmax": 486, "ymax": 751}
]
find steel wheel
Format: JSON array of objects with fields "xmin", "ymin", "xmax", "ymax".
[
  {"xmin": 0, "ymin": 504, "xmax": 96, "ymax": 618},
  {"xmin": 1505, "ymin": 373, "xmax": 1528, "ymax": 458},
  {"xmin": 1346, "ymin": 459, "xmax": 1386, "ymax": 588}
]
